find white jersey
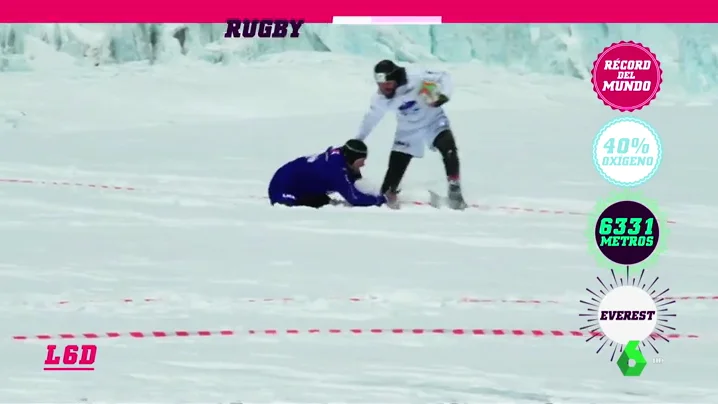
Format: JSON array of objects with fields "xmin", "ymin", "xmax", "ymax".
[{"xmin": 355, "ymin": 67, "xmax": 454, "ymax": 141}]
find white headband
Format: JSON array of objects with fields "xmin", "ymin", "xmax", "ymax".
[{"xmin": 374, "ymin": 73, "xmax": 388, "ymax": 83}]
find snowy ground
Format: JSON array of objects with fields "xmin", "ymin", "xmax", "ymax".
[{"xmin": 1, "ymin": 54, "xmax": 717, "ymax": 403}]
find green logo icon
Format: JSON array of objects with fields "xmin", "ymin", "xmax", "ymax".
[{"xmin": 617, "ymin": 340, "xmax": 647, "ymax": 376}]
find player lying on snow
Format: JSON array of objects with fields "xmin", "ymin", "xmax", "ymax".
[
  {"xmin": 268, "ymin": 139, "xmax": 399, "ymax": 208},
  {"xmin": 267, "ymin": 59, "xmax": 467, "ymax": 210}
]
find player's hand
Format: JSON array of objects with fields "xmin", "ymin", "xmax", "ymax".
[{"xmin": 430, "ymin": 93, "xmax": 449, "ymax": 107}]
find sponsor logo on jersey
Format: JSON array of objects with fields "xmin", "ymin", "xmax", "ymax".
[{"xmin": 398, "ymin": 100, "xmax": 420, "ymax": 116}]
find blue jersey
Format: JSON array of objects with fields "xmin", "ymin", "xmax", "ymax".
[{"xmin": 268, "ymin": 146, "xmax": 386, "ymax": 207}]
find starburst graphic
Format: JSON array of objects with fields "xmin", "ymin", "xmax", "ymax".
[
  {"xmin": 585, "ymin": 190, "xmax": 670, "ymax": 274},
  {"xmin": 579, "ymin": 267, "xmax": 676, "ymax": 363}
]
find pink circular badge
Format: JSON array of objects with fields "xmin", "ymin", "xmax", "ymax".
[{"xmin": 591, "ymin": 41, "xmax": 663, "ymax": 112}]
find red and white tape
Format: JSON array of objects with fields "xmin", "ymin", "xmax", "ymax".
[
  {"xmin": 11, "ymin": 328, "xmax": 700, "ymax": 341},
  {"xmin": 53, "ymin": 297, "xmax": 561, "ymax": 305},
  {"xmin": 52, "ymin": 295, "xmax": 718, "ymax": 306},
  {"xmin": 669, "ymin": 295, "xmax": 718, "ymax": 300},
  {"xmin": 0, "ymin": 177, "xmax": 679, "ymax": 223},
  {"xmin": 0, "ymin": 178, "xmax": 136, "ymax": 191}
]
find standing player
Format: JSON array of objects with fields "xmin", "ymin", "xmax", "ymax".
[
  {"xmin": 354, "ymin": 59, "xmax": 467, "ymax": 210},
  {"xmin": 268, "ymin": 139, "xmax": 397, "ymax": 209}
]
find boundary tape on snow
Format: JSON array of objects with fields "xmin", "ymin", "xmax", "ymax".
[
  {"xmin": 11, "ymin": 328, "xmax": 701, "ymax": 341},
  {"xmin": 0, "ymin": 178, "xmax": 679, "ymax": 223}
]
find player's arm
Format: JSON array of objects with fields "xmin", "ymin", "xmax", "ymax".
[
  {"xmin": 355, "ymin": 94, "xmax": 389, "ymax": 141},
  {"xmin": 332, "ymin": 169, "xmax": 387, "ymax": 207},
  {"xmin": 419, "ymin": 69, "xmax": 453, "ymax": 107}
]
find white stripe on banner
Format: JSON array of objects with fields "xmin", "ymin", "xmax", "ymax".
[
  {"xmin": 332, "ymin": 16, "xmax": 442, "ymax": 25},
  {"xmin": 331, "ymin": 16, "xmax": 374, "ymax": 24}
]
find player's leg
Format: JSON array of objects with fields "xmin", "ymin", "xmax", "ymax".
[
  {"xmin": 380, "ymin": 132, "xmax": 422, "ymax": 194},
  {"xmin": 295, "ymin": 194, "xmax": 332, "ymax": 208},
  {"xmin": 433, "ymin": 129, "xmax": 460, "ymax": 181},
  {"xmin": 429, "ymin": 120, "xmax": 467, "ymax": 209},
  {"xmin": 380, "ymin": 151, "xmax": 412, "ymax": 194},
  {"xmin": 270, "ymin": 192, "xmax": 331, "ymax": 208}
]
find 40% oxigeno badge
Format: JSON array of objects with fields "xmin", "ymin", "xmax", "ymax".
[{"xmin": 593, "ymin": 117, "xmax": 662, "ymax": 187}]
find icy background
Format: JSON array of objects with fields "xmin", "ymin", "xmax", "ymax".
[{"xmin": 1, "ymin": 23, "xmax": 718, "ymax": 94}]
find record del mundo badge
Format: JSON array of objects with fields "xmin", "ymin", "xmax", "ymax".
[{"xmin": 591, "ymin": 41, "xmax": 663, "ymax": 112}]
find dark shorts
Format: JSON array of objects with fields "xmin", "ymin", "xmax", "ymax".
[
  {"xmin": 269, "ymin": 193, "xmax": 331, "ymax": 208},
  {"xmin": 268, "ymin": 173, "xmax": 331, "ymax": 209}
]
